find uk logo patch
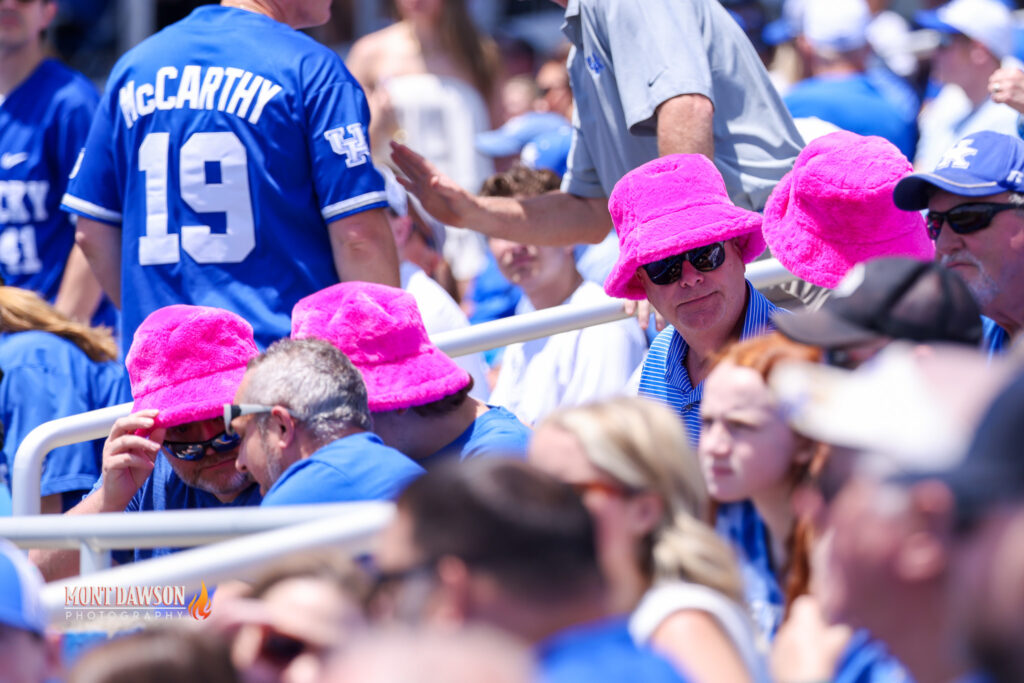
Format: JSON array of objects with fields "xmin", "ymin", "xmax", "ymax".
[
  {"xmin": 324, "ymin": 123, "xmax": 369, "ymax": 167},
  {"xmin": 586, "ymin": 54, "xmax": 605, "ymax": 75},
  {"xmin": 935, "ymin": 139, "xmax": 978, "ymax": 170}
]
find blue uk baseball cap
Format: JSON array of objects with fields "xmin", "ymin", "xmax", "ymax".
[
  {"xmin": 476, "ymin": 112, "xmax": 569, "ymax": 157},
  {"xmin": 0, "ymin": 539, "xmax": 45, "ymax": 635},
  {"xmin": 893, "ymin": 131, "xmax": 1024, "ymax": 211},
  {"xmin": 520, "ymin": 125, "xmax": 572, "ymax": 177}
]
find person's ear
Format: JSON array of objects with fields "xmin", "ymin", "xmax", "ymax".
[
  {"xmin": 894, "ymin": 480, "xmax": 955, "ymax": 581},
  {"xmin": 42, "ymin": 0, "xmax": 59, "ymax": 30},
  {"xmin": 269, "ymin": 406, "xmax": 297, "ymax": 448},
  {"xmin": 433, "ymin": 556, "xmax": 473, "ymax": 626},
  {"xmin": 628, "ymin": 491, "xmax": 664, "ymax": 536}
]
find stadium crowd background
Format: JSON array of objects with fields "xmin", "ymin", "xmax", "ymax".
[{"xmin": 3, "ymin": 0, "xmax": 1024, "ymax": 682}]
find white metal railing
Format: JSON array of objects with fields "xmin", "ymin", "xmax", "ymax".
[
  {"xmin": 39, "ymin": 503, "xmax": 394, "ymax": 621},
  {"xmin": 0, "ymin": 502, "xmax": 391, "ymax": 574},
  {"xmin": 10, "ymin": 259, "xmax": 794, "ymax": 516}
]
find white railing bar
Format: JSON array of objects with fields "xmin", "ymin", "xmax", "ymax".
[
  {"xmin": 0, "ymin": 502, "xmax": 389, "ymax": 549},
  {"xmin": 40, "ymin": 504, "xmax": 394, "ymax": 621},
  {"xmin": 11, "ymin": 259, "xmax": 795, "ymax": 516}
]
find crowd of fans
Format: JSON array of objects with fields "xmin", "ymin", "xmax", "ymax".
[{"xmin": 3, "ymin": 0, "xmax": 1024, "ymax": 681}]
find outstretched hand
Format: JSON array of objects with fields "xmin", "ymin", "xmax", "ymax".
[
  {"xmin": 989, "ymin": 67, "xmax": 1024, "ymax": 115},
  {"xmin": 390, "ymin": 141, "xmax": 478, "ymax": 228}
]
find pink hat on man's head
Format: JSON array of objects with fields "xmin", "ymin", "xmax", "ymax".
[
  {"xmin": 291, "ymin": 283, "xmax": 470, "ymax": 412},
  {"xmin": 604, "ymin": 154, "xmax": 766, "ymax": 300},
  {"xmin": 762, "ymin": 131, "xmax": 934, "ymax": 289},
  {"xmin": 126, "ymin": 305, "xmax": 258, "ymax": 429}
]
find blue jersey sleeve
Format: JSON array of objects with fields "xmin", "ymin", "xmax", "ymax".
[
  {"xmin": 46, "ymin": 76, "xmax": 98, "ymax": 187},
  {"xmin": 304, "ymin": 76, "xmax": 387, "ymax": 221},
  {"xmin": 61, "ymin": 83, "xmax": 124, "ymax": 225}
]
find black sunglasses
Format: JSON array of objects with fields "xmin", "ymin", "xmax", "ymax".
[
  {"xmin": 642, "ymin": 242, "xmax": 727, "ymax": 286},
  {"xmin": 925, "ymin": 202, "xmax": 1018, "ymax": 240},
  {"xmin": 163, "ymin": 431, "xmax": 241, "ymax": 461}
]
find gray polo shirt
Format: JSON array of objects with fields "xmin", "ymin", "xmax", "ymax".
[{"xmin": 560, "ymin": 0, "xmax": 803, "ymax": 211}]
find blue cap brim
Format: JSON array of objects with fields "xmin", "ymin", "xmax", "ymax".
[
  {"xmin": 914, "ymin": 10, "xmax": 960, "ymax": 36},
  {"xmin": 762, "ymin": 18, "xmax": 794, "ymax": 46},
  {"xmin": 893, "ymin": 172, "xmax": 1005, "ymax": 211},
  {"xmin": 476, "ymin": 131, "xmax": 525, "ymax": 157}
]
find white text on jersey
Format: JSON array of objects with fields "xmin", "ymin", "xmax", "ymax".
[
  {"xmin": 0, "ymin": 180, "xmax": 49, "ymax": 224},
  {"xmin": 118, "ymin": 66, "xmax": 283, "ymax": 129}
]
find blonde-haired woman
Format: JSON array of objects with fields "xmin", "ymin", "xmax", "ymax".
[
  {"xmin": 529, "ymin": 396, "xmax": 769, "ymax": 683},
  {"xmin": 0, "ymin": 287, "xmax": 129, "ymax": 513}
]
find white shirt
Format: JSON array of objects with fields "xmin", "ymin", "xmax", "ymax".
[
  {"xmin": 489, "ymin": 280, "xmax": 647, "ymax": 426},
  {"xmin": 401, "ymin": 261, "xmax": 490, "ymax": 401}
]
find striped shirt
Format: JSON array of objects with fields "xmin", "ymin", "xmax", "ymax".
[
  {"xmin": 638, "ymin": 282, "xmax": 777, "ymax": 444},
  {"xmin": 982, "ymin": 316, "xmax": 1009, "ymax": 358}
]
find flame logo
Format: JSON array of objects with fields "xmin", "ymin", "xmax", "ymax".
[{"xmin": 188, "ymin": 581, "xmax": 213, "ymax": 621}]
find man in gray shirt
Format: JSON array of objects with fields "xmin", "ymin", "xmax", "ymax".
[{"xmin": 392, "ymin": 0, "xmax": 803, "ymax": 247}]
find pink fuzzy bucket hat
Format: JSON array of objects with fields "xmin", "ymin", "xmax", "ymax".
[
  {"xmin": 291, "ymin": 282, "xmax": 470, "ymax": 412},
  {"xmin": 126, "ymin": 305, "xmax": 259, "ymax": 429},
  {"xmin": 605, "ymin": 154, "xmax": 766, "ymax": 300},
  {"xmin": 762, "ymin": 131, "xmax": 934, "ymax": 289}
]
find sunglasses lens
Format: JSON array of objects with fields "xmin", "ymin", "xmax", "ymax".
[
  {"xmin": 948, "ymin": 206, "xmax": 993, "ymax": 233},
  {"xmin": 690, "ymin": 243, "xmax": 726, "ymax": 272},
  {"xmin": 644, "ymin": 254, "xmax": 684, "ymax": 285},
  {"xmin": 165, "ymin": 442, "xmax": 204, "ymax": 460},
  {"xmin": 926, "ymin": 213, "xmax": 943, "ymax": 239},
  {"xmin": 211, "ymin": 431, "xmax": 241, "ymax": 452}
]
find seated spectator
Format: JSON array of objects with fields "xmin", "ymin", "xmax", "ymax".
[
  {"xmin": 30, "ymin": 305, "xmax": 262, "ymax": 580},
  {"xmin": 762, "ymin": 132, "xmax": 933, "ymax": 293},
  {"xmin": 380, "ymin": 167, "xmax": 490, "ymax": 400},
  {"xmin": 0, "ymin": 287, "xmax": 130, "ymax": 514},
  {"xmin": 371, "ymin": 459, "xmax": 688, "ymax": 682},
  {"xmin": 529, "ymin": 397, "xmax": 768, "ymax": 683},
  {"xmin": 484, "ymin": 166, "xmax": 647, "ymax": 426},
  {"xmin": 914, "ymin": 0, "xmax": 1021, "ymax": 170},
  {"xmin": 68, "ymin": 628, "xmax": 236, "ymax": 683},
  {"xmin": 770, "ymin": 343, "xmax": 1015, "ymax": 683},
  {"xmin": 785, "ymin": 0, "xmax": 917, "ymax": 158},
  {"xmin": 0, "ymin": 539, "xmax": 57, "ymax": 683},
  {"xmin": 228, "ymin": 338, "xmax": 424, "ymax": 505},
  {"xmin": 215, "ymin": 552, "xmax": 369, "ymax": 683},
  {"xmin": 290, "ymin": 283, "xmax": 530, "ymax": 469},
  {"xmin": 893, "ymin": 130, "xmax": 1024, "ymax": 353},
  {"xmin": 773, "ymin": 257, "xmax": 984, "ymax": 367},
  {"xmin": 605, "ymin": 154, "xmax": 772, "ymax": 443},
  {"xmin": 698, "ymin": 333, "xmax": 825, "ymax": 639}
]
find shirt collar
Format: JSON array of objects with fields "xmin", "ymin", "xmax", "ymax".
[{"xmin": 564, "ymin": 0, "xmax": 580, "ymax": 18}]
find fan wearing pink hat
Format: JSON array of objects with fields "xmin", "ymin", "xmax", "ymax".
[
  {"xmin": 31, "ymin": 305, "xmax": 263, "ymax": 581},
  {"xmin": 606, "ymin": 154, "xmax": 775, "ymax": 444},
  {"xmin": 762, "ymin": 130, "xmax": 933, "ymax": 291},
  {"xmin": 289, "ymin": 282, "xmax": 532, "ymax": 469},
  {"xmin": 226, "ymin": 337, "xmax": 424, "ymax": 505}
]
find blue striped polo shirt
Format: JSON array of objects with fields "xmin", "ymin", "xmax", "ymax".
[
  {"xmin": 982, "ymin": 316, "xmax": 1009, "ymax": 358},
  {"xmin": 638, "ymin": 281, "xmax": 777, "ymax": 444}
]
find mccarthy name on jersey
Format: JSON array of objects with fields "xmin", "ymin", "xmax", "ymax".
[{"xmin": 117, "ymin": 65, "xmax": 283, "ymax": 129}]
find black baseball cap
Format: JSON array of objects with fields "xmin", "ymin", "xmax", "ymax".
[{"xmin": 773, "ymin": 257, "xmax": 983, "ymax": 349}]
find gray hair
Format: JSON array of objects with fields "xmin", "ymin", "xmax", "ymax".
[{"xmin": 241, "ymin": 338, "xmax": 372, "ymax": 447}]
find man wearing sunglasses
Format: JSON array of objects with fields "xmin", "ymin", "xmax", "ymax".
[
  {"xmin": 604, "ymin": 154, "xmax": 774, "ymax": 444},
  {"xmin": 894, "ymin": 130, "xmax": 1024, "ymax": 354},
  {"xmin": 31, "ymin": 305, "xmax": 263, "ymax": 581}
]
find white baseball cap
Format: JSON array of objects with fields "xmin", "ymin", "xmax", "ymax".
[
  {"xmin": 803, "ymin": 0, "xmax": 870, "ymax": 53},
  {"xmin": 916, "ymin": 0, "xmax": 1014, "ymax": 60}
]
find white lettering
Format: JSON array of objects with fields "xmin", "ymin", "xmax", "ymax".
[
  {"xmin": 227, "ymin": 73, "xmax": 262, "ymax": 118},
  {"xmin": 135, "ymin": 82, "xmax": 156, "ymax": 117},
  {"xmin": 175, "ymin": 65, "xmax": 202, "ymax": 110},
  {"xmin": 155, "ymin": 66, "xmax": 178, "ymax": 110},
  {"xmin": 248, "ymin": 79, "xmax": 282, "ymax": 124},
  {"xmin": 217, "ymin": 67, "xmax": 245, "ymax": 111},
  {"xmin": 198, "ymin": 66, "xmax": 225, "ymax": 110},
  {"xmin": 118, "ymin": 81, "xmax": 138, "ymax": 128},
  {"xmin": 25, "ymin": 181, "xmax": 48, "ymax": 221}
]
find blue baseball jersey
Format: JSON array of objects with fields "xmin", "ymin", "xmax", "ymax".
[
  {"xmin": 0, "ymin": 59, "xmax": 97, "ymax": 299},
  {"xmin": 418, "ymin": 405, "xmax": 531, "ymax": 470},
  {"xmin": 61, "ymin": 5, "xmax": 387, "ymax": 352}
]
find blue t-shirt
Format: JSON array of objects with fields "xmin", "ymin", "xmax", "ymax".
[
  {"xmin": 537, "ymin": 617, "xmax": 688, "ymax": 683},
  {"xmin": 0, "ymin": 331, "xmax": 130, "ymax": 499},
  {"xmin": 715, "ymin": 500, "xmax": 784, "ymax": 641},
  {"xmin": 784, "ymin": 73, "xmax": 917, "ymax": 159},
  {"xmin": 639, "ymin": 282, "xmax": 777, "ymax": 445},
  {"xmin": 834, "ymin": 629, "xmax": 914, "ymax": 683},
  {"xmin": 261, "ymin": 431, "xmax": 424, "ymax": 506},
  {"xmin": 418, "ymin": 405, "xmax": 531, "ymax": 470},
  {"xmin": 96, "ymin": 454, "xmax": 262, "ymax": 562},
  {"xmin": 0, "ymin": 59, "xmax": 96, "ymax": 301},
  {"xmin": 61, "ymin": 5, "xmax": 387, "ymax": 353},
  {"xmin": 981, "ymin": 316, "xmax": 1009, "ymax": 357}
]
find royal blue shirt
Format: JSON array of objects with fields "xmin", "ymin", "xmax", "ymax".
[
  {"xmin": 261, "ymin": 431, "xmax": 424, "ymax": 506},
  {"xmin": 715, "ymin": 500, "xmax": 784, "ymax": 641},
  {"xmin": 0, "ymin": 59, "xmax": 96, "ymax": 300},
  {"xmin": 61, "ymin": 5, "xmax": 387, "ymax": 353},
  {"xmin": 784, "ymin": 73, "xmax": 917, "ymax": 159},
  {"xmin": 417, "ymin": 405, "xmax": 531, "ymax": 470},
  {"xmin": 94, "ymin": 454, "xmax": 262, "ymax": 563},
  {"xmin": 638, "ymin": 282, "xmax": 777, "ymax": 445},
  {"xmin": 536, "ymin": 617, "xmax": 689, "ymax": 683},
  {"xmin": 0, "ymin": 331, "xmax": 130, "ymax": 500},
  {"xmin": 834, "ymin": 629, "xmax": 914, "ymax": 683}
]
